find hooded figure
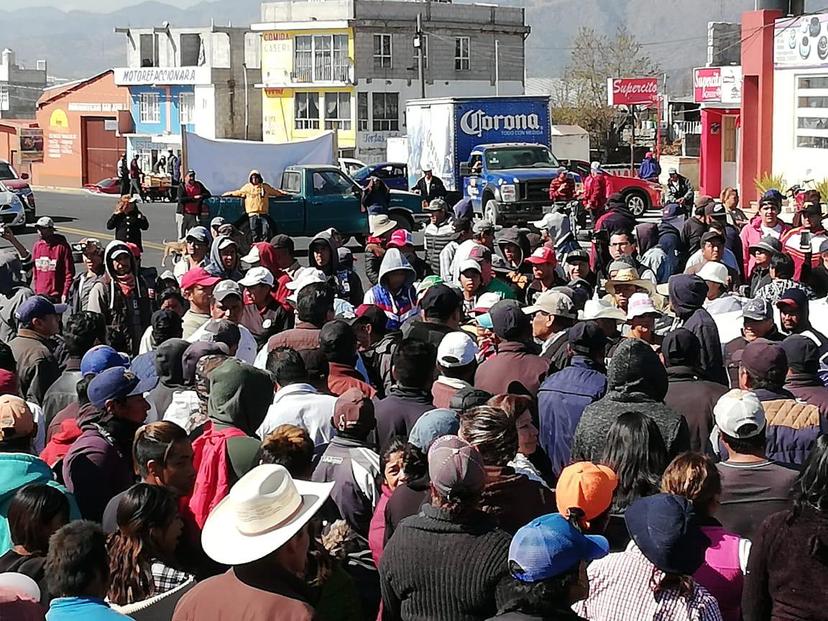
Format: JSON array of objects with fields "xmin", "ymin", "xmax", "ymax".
[
  {"xmin": 496, "ymin": 227, "xmax": 531, "ymax": 271},
  {"xmin": 146, "ymin": 338, "xmax": 190, "ymax": 421},
  {"xmin": 308, "ymin": 230, "xmax": 363, "ymax": 306},
  {"xmin": 635, "ymin": 222, "xmax": 670, "ymax": 283},
  {"xmin": 187, "ymin": 358, "xmax": 274, "ymax": 528},
  {"xmin": 0, "ymin": 249, "xmax": 33, "ymax": 343},
  {"xmin": 87, "ymin": 240, "xmax": 153, "ymax": 356},
  {"xmin": 668, "ymin": 274, "xmax": 727, "ymax": 385},
  {"xmin": 594, "ymin": 193, "xmax": 637, "ymax": 236},
  {"xmin": 571, "ymin": 338, "xmax": 690, "ymax": 463},
  {"xmin": 222, "ymin": 170, "xmax": 283, "ymax": 241},
  {"xmin": 363, "ymin": 248, "xmax": 417, "ymax": 331},
  {"xmin": 205, "ymin": 235, "xmax": 243, "ymax": 281}
]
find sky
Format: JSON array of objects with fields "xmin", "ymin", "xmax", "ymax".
[{"xmin": 3, "ymin": 0, "xmax": 199, "ymax": 10}]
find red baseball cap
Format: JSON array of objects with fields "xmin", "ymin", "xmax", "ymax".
[
  {"xmin": 180, "ymin": 267, "xmax": 221, "ymax": 291},
  {"xmin": 387, "ymin": 229, "xmax": 414, "ymax": 249},
  {"xmin": 125, "ymin": 242, "xmax": 142, "ymax": 258},
  {"xmin": 525, "ymin": 247, "xmax": 557, "ymax": 266}
]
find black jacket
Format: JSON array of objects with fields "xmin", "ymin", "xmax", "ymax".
[
  {"xmin": 374, "ymin": 386, "xmax": 434, "ymax": 454},
  {"xmin": 41, "ymin": 356, "xmax": 82, "ymax": 427},
  {"xmin": 106, "ymin": 208, "xmax": 149, "ymax": 251},
  {"xmin": 665, "ymin": 365, "xmax": 728, "ymax": 453},
  {"xmin": 380, "ymin": 504, "xmax": 511, "ymax": 621},
  {"xmin": 412, "ymin": 175, "xmax": 447, "ymax": 203},
  {"xmin": 176, "ymin": 180, "xmax": 211, "ymax": 216}
]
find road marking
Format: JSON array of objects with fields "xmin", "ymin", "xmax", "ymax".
[{"xmin": 56, "ymin": 225, "xmax": 166, "ymax": 251}]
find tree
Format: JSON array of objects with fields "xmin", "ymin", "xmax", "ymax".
[{"xmin": 552, "ymin": 26, "xmax": 661, "ymax": 159}]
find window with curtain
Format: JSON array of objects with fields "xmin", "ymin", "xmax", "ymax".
[
  {"xmin": 358, "ymin": 92, "xmax": 369, "ymax": 131},
  {"xmin": 332, "ymin": 35, "xmax": 349, "ymax": 82},
  {"xmin": 372, "ymin": 92, "xmax": 399, "ymax": 131},
  {"xmin": 139, "ymin": 92, "xmax": 160, "ymax": 123},
  {"xmin": 324, "ymin": 92, "xmax": 351, "ymax": 130},
  {"xmin": 294, "ymin": 36, "xmax": 313, "ymax": 82},
  {"xmin": 314, "ymin": 35, "xmax": 333, "ymax": 81},
  {"xmin": 295, "ymin": 92, "xmax": 320, "ymax": 129}
]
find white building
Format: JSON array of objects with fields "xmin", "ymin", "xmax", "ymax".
[{"xmin": 0, "ymin": 49, "xmax": 47, "ymax": 120}]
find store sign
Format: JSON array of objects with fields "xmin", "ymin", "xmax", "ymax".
[
  {"xmin": 693, "ymin": 66, "xmax": 742, "ymax": 105},
  {"xmin": 775, "ymin": 13, "xmax": 828, "ymax": 69},
  {"xmin": 114, "ymin": 66, "xmax": 211, "ymax": 86},
  {"xmin": 607, "ymin": 77, "xmax": 659, "ymax": 106},
  {"xmin": 67, "ymin": 103, "xmax": 127, "ymax": 112},
  {"xmin": 18, "ymin": 128, "xmax": 44, "ymax": 162}
]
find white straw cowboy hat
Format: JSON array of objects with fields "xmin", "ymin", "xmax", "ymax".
[
  {"xmin": 369, "ymin": 214, "xmax": 397, "ymax": 237},
  {"xmin": 604, "ymin": 265, "xmax": 654, "ymax": 296},
  {"xmin": 201, "ymin": 464, "xmax": 333, "ymax": 565}
]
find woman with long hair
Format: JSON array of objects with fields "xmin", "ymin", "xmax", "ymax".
[
  {"xmin": 0, "ymin": 484, "xmax": 70, "ymax": 603},
  {"xmin": 487, "ymin": 394, "xmax": 554, "ymax": 487},
  {"xmin": 599, "ymin": 411, "xmax": 668, "ymax": 550},
  {"xmin": 662, "ymin": 452, "xmax": 748, "ymax": 621},
  {"xmin": 743, "ymin": 435, "xmax": 828, "ymax": 621},
  {"xmin": 107, "ymin": 484, "xmax": 193, "ymax": 608}
]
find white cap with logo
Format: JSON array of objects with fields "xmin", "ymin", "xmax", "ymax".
[
  {"xmin": 714, "ymin": 389, "xmax": 766, "ymax": 438},
  {"xmin": 437, "ymin": 331, "xmax": 479, "ymax": 368}
]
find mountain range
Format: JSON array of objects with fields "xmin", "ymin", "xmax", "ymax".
[{"xmin": 0, "ymin": 0, "xmax": 763, "ymax": 92}]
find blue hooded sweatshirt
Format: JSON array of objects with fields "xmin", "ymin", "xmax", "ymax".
[{"xmin": 0, "ymin": 453, "xmax": 80, "ymax": 555}]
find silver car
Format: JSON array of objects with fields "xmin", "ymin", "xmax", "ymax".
[{"xmin": 0, "ymin": 181, "xmax": 26, "ymax": 230}]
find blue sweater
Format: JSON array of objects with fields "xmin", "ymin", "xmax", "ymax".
[{"xmin": 47, "ymin": 597, "xmax": 132, "ymax": 620}]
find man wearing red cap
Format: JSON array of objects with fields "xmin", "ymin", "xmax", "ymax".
[
  {"xmin": 179, "ymin": 267, "xmax": 220, "ymax": 339},
  {"xmin": 524, "ymin": 246, "xmax": 565, "ymax": 305},
  {"xmin": 387, "ymin": 228, "xmax": 431, "ymax": 281}
]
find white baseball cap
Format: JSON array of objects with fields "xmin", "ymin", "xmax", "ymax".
[
  {"xmin": 459, "ymin": 259, "xmax": 482, "ymax": 274},
  {"xmin": 285, "ymin": 268, "xmax": 327, "ymax": 304},
  {"xmin": 239, "ymin": 266, "xmax": 275, "ymax": 288},
  {"xmin": 626, "ymin": 292, "xmax": 661, "ymax": 320},
  {"xmin": 714, "ymin": 389, "xmax": 766, "ymax": 438},
  {"xmin": 241, "ymin": 245, "xmax": 261, "ymax": 265},
  {"xmin": 213, "ymin": 279, "xmax": 242, "ymax": 302},
  {"xmin": 523, "ymin": 290, "xmax": 576, "ymax": 319},
  {"xmin": 437, "ymin": 331, "xmax": 479, "ymax": 368},
  {"xmin": 530, "ymin": 213, "xmax": 556, "ymax": 230},
  {"xmin": 35, "ymin": 216, "xmax": 54, "ymax": 229},
  {"xmin": 579, "ymin": 298, "xmax": 626, "ymax": 322},
  {"xmin": 697, "ymin": 261, "xmax": 729, "ymax": 286}
]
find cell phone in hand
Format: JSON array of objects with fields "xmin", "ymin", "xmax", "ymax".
[{"xmin": 801, "ymin": 230, "xmax": 812, "ymax": 251}]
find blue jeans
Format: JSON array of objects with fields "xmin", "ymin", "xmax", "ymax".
[{"xmin": 249, "ymin": 214, "xmax": 269, "ymax": 242}]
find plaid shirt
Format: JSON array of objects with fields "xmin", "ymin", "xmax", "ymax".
[
  {"xmin": 151, "ymin": 560, "xmax": 192, "ymax": 595},
  {"xmin": 573, "ymin": 543, "xmax": 723, "ymax": 621}
]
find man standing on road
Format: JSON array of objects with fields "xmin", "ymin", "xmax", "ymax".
[
  {"xmin": 223, "ymin": 170, "xmax": 285, "ymax": 242},
  {"xmin": 166, "ymin": 149, "xmax": 180, "ymax": 202},
  {"xmin": 176, "ymin": 170, "xmax": 211, "ymax": 240},
  {"xmin": 665, "ymin": 166, "xmax": 694, "ymax": 209},
  {"xmin": 106, "ymin": 195, "xmax": 149, "ymax": 252},
  {"xmin": 116, "ymin": 153, "xmax": 129, "ymax": 196},
  {"xmin": 67, "ymin": 238, "xmax": 105, "ymax": 314},
  {"xmin": 9, "ymin": 295, "xmax": 63, "ymax": 405},
  {"xmin": 32, "ymin": 216, "xmax": 74, "ymax": 304},
  {"xmin": 412, "ymin": 164, "xmax": 447, "ymax": 207},
  {"xmin": 128, "ymin": 154, "xmax": 143, "ymax": 200}
]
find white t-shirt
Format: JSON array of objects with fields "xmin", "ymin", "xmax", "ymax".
[
  {"xmin": 187, "ymin": 320, "xmax": 258, "ymax": 364},
  {"xmin": 760, "ymin": 223, "xmax": 784, "ymax": 239}
]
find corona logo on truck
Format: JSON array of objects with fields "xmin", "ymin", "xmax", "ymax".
[{"xmin": 459, "ymin": 109, "xmax": 542, "ymax": 137}]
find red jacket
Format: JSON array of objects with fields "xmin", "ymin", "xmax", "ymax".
[
  {"xmin": 32, "ymin": 235, "xmax": 75, "ymax": 300},
  {"xmin": 583, "ymin": 173, "xmax": 608, "ymax": 210},
  {"xmin": 548, "ymin": 176, "xmax": 575, "ymax": 202}
]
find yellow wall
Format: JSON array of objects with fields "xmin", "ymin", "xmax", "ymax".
[{"xmin": 261, "ymin": 28, "xmax": 355, "ymax": 149}]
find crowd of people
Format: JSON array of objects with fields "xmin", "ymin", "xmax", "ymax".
[{"xmin": 0, "ymin": 172, "xmax": 827, "ymax": 621}]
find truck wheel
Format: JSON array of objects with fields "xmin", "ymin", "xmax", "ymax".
[
  {"xmin": 624, "ymin": 190, "xmax": 648, "ymax": 217},
  {"xmin": 484, "ymin": 200, "xmax": 500, "ymax": 225},
  {"xmin": 390, "ymin": 211, "xmax": 415, "ymax": 232}
]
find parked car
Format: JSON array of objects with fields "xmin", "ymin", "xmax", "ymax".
[
  {"xmin": 352, "ymin": 162, "xmax": 409, "ymax": 191},
  {"xmin": 207, "ymin": 165, "xmax": 425, "ymax": 241},
  {"xmin": 0, "ymin": 160, "xmax": 35, "ymax": 223},
  {"xmin": 83, "ymin": 177, "xmax": 122, "ymax": 195},
  {"xmin": 339, "ymin": 157, "xmax": 366, "ymax": 177},
  {"xmin": 0, "ymin": 182, "xmax": 28, "ymax": 231},
  {"xmin": 604, "ymin": 174, "xmax": 662, "ymax": 216}
]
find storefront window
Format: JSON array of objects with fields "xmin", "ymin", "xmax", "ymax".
[
  {"xmin": 796, "ymin": 75, "xmax": 828, "ymax": 149},
  {"xmin": 295, "ymin": 92, "xmax": 320, "ymax": 130}
]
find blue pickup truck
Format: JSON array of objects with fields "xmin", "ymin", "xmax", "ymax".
[
  {"xmin": 460, "ymin": 143, "xmax": 560, "ymax": 225},
  {"xmin": 207, "ymin": 164, "xmax": 424, "ymax": 240}
]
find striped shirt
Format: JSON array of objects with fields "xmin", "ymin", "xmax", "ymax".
[{"xmin": 573, "ymin": 542, "xmax": 723, "ymax": 621}]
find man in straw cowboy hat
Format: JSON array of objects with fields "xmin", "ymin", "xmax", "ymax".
[
  {"xmin": 603, "ymin": 261, "xmax": 654, "ymax": 314},
  {"xmin": 173, "ymin": 464, "xmax": 333, "ymax": 620}
]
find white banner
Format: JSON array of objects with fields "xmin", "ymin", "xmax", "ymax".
[{"xmin": 183, "ymin": 130, "xmax": 335, "ymax": 195}]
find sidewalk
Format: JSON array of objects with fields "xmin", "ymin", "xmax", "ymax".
[{"xmin": 32, "ymin": 185, "xmax": 90, "ymax": 195}]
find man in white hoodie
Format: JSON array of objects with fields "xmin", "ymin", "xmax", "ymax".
[{"xmin": 256, "ymin": 346, "xmax": 336, "ymax": 449}]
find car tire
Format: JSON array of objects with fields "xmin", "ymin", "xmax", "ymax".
[
  {"xmin": 624, "ymin": 190, "xmax": 649, "ymax": 217},
  {"xmin": 390, "ymin": 211, "xmax": 415, "ymax": 232},
  {"xmin": 484, "ymin": 200, "xmax": 500, "ymax": 225}
]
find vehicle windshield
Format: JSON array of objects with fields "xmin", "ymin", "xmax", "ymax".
[
  {"xmin": 484, "ymin": 147, "xmax": 558, "ymax": 170},
  {"xmin": 0, "ymin": 163, "xmax": 18, "ymax": 181},
  {"xmin": 352, "ymin": 166, "xmax": 370, "ymax": 182}
]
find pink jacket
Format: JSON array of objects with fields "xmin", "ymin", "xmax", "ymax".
[
  {"xmin": 693, "ymin": 524, "xmax": 748, "ymax": 621},
  {"xmin": 368, "ymin": 484, "xmax": 392, "ymax": 568},
  {"xmin": 739, "ymin": 216, "xmax": 790, "ymax": 278},
  {"xmin": 187, "ymin": 422, "xmax": 246, "ymax": 529}
]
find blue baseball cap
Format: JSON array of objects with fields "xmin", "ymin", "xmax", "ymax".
[
  {"xmin": 81, "ymin": 345, "xmax": 130, "ymax": 376},
  {"xmin": 508, "ymin": 513, "xmax": 609, "ymax": 583},
  {"xmin": 15, "ymin": 296, "xmax": 67, "ymax": 325},
  {"xmin": 87, "ymin": 366, "xmax": 153, "ymax": 410}
]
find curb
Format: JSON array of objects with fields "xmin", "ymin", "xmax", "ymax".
[{"xmin": 32, "ymin": 186, "xmax": 90, "ymax": 195}]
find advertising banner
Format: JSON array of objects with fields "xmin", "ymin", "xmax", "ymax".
[
  {"xmin": 183, "ymin": 129, "xmax": 335, "ymax": 194},
  {"xmin": 693, "ymin": 66, "xmax": 742, "ymax": 105},
  {"xmin": 19, "ymin": 128, "xmax": 44, "ymax": 162},
  {"xmin": 607, "ymin": 77, "xmax": 659, "ymax": 106},
  {"xmin": 775, "ymin": 13, "xmax": 828, "ymax": 69}
]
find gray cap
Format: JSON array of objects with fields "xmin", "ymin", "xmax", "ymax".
[
  {"xmin": 213, "ymin": 280, "xmax": 242, "ymax": 302},
  {"xmin": 742, "ymin": 298, "xmax": 772, "ymax": 321},
  {"xmin": 203, "ymin": 319, "xmax": 241, "ymax": 349},
  {"xmin": 749, "ymin": 235, "xmax": 782, "ymax": 255},
  {"xmin": 473, "ymin": 220, "xmax": 495, "ymax": 235},
  {"xmin": 409, "ymin": 409, "xmax": 460, "ymax": 451},
  {"xmin": 428, "ymin": 435, "xmax": 487, "ymax": 498}
]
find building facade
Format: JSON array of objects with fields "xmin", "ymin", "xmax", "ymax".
[
  {"xmin": 0, "ymin": 49, "xmax": 47, "ymax": 120},
  {"xmin": 254, "ymin": 0, "xmax": 528, "ymax": 162},
  {"xmin": 32, "ymin": 71, "xmax": 130, "ymax": 188},
  {"xmin": 113, "ymin": 25, "xmax": 262, "ymax": 171}
]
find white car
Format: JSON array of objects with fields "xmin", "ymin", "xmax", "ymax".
[
  {"xmin": 339, "ymin": 157, "xmax": 366, "ymax": 177},
  {"xmin": 0, "ymin": 182, "xmax": 26, "ymax": 230}
]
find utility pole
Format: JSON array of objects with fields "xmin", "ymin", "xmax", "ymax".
[
  {"xmin": 495, "ymin": 39, "xmax": 500, "ymax": 96},
  {"xmin": 629, "ymin": 105, "xmax": 636, "ymax": 174},
  {"xmin": 415, "ymin": 14, "xmax": 425, "ymax": 98}
]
